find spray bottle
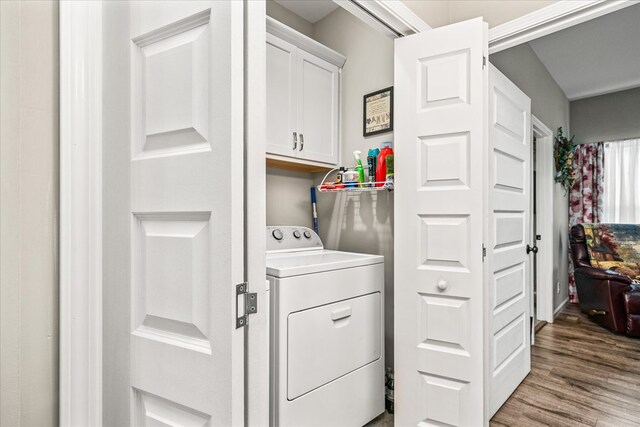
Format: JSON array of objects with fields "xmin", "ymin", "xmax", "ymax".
[{"xmin": 354, "ymin": 151, "xmax": 365, "ymax": 186}]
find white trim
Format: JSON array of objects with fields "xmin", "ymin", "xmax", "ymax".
[
  {"xmin": 337, "ymin": 0, "xmax": 638, "ymax": 53},
  {"xmin": 532, "ymin": 116, "xmax": 555, "ymax": 324},
  {"xmin": 488, "ymin": 0, "xmax": 636, "ymax": 54},
  {"xmin": 59, "ymin": 1, "xmax": 102, "ymax": 426},
  {"xmin": 246, "ymin": 1, "xmax": 268, "ymax": 425},
  {"xmin": 554, "ymin": 297, "xmax": 570, "ymax": 318},
  {"xmin": 334, "ymin": 0, "xmax": 430, "ymax": 38},
  {"xmin": 356, "ymin": 0, "xmax": 431, "ymax": 34},
  {"xmin": 266, "ymin": 16, "xmax": 346, "ymax": 67}
]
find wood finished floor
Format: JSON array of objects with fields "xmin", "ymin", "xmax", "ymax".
[
  {"xmin": 368, "ymin": 304, "xmax": 640, "ymax": 427},
  {"xmin": 491, "ymin": 303, "xmax": 640, "ymax": 427}
]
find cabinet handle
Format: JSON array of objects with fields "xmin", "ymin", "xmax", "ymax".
[
  {"xmin": 331, "ymin": 307, "xmax": 351, "ymax": 321},
  {"xmin": 299, "ymin": 133, "xmax": 304, "ymax": 151},
  {"xmin": 292, "ymin": 132, "xmax": 297, "ymax": 150}
]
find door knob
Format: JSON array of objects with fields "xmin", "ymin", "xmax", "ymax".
[
  {"xmin": 526, "ymin": 244, "xmax": 538, "ymax": 254},
  {"xmin": 437, "ymin": 279, "xmax": 448, "ymax": 291}
]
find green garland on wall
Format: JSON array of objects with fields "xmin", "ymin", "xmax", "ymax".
[{"xmin": 554, "ymin": 127, "xmax": 576, "ymax": 193}]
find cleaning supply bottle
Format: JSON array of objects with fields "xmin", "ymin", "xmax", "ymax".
[
  {"xmin": 336, "ymin": 167, "xmax": 346, "ymax": 189},
  {"xmin": 385, "ymin": 151, "xmax": 394, "ymax": 188},
  {"xmin": 354, "ymin": 151, "xmax": 365, "ymax": 186},
  {"xmin": 367, "ymin": 148, "xmax": 379, "ymax": 186},
  {"xmin": 376, "ymin": 142, "xmax": 394, "ymax": 188}
]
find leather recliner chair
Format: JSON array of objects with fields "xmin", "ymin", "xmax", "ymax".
[{"xmin": 570, "ymin": 224, "xmax": 640, "ymax": 337}]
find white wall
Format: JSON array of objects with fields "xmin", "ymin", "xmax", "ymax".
[
  {"xmin": 448, "ymin": 0, "xmax": 556, "ymax": 27},
  {"xmin": 400, "ymin": 0, "xmax": 450, "ymax": 28},
  {"xmin": 0, "ymin": 1, "xmax": 59, "ymax": 425},
  {"xmin": 313, "ymin": 7, "xmax": 395, "ymax": 366},
  {"xmin": 571, "ymin": 87, "xmax": 640, "ymax": 144},
  {"xmin": 403, "ymin": 0, "xmax": 557, "ymax": 28},
  {"xmin": 490, "ymin": 43, "xmax": 571, "ymax": 311}
]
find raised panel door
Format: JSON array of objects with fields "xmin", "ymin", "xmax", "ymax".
[
  {"xmin": 394, "ymin": 18, "xmax": 488, "ymax": 427},
  {"xmin": 296, "ymin": 49, "xmax": 339, "ymax": 165},
  {"xmin": 266, "ymin": 34, "xmax": 298, "ymax": 159},
  {"xmin": 117, "ymin": 2, "xmax": 245, "ymax": 425},
  {"xmin": 487, "ymin": 64, "xmax": 532, "ymax": 418}
]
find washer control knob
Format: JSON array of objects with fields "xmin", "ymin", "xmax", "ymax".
[
  {"xmin": 437, "ymin": 279, "xmax": 448, "ymax": 292},
  {"xmin": 272, "ymin": 229, "xmax": 284, "ymax": 241},
  {"xmin": 303, "ymin": 230, "xmax": 312, "ymax": 239},
  {"xmin": 293, "ymin": 230, "xmax": 301, "ymax": 239}
]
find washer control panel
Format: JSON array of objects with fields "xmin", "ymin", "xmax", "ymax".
[{"xmin": 266, "ymin": 226, "xmax": 323, "ymax": 252}]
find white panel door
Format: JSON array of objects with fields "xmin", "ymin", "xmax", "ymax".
[
  {"xmin": 394, "ymin": 18, "xmax": 488, "ymax": 426},
  {"xmin": 266, "ymin": 34, "xmax": 298, "ymax": 158},
  {"xmin": 487, "ymin": 64, "xmax": 532, "ymax": 417},
  {"xmin": 126, "ymin": 1, "xmax": 244, "ymax": 425},
  {"xmin": 297, "ymin": 49, "xmax": 339, "ymax": 165}
]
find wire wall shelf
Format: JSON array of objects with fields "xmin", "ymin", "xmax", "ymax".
[{"xmin": 317, "ymin": 182, "xmax": 393, "ymax": 193}]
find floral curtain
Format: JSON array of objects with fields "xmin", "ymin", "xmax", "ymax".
[{"xmin": 568, "ymin": 142, "xmax": 605, "ymax": 302}]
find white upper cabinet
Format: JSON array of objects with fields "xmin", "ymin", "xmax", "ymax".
[
  {"xmin": 266, "ymin": 34, "xmax": 298, "ymax": 158},
  {"xmin": 297, "ymin": 50, "xmax": 340, "ymax": 164},
  {"xmin": 266, "ymin": 18, "xmax": 344, "ymax": 167}
]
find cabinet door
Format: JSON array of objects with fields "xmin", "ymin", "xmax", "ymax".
[
  {"xmin": 296, "ymin": 49, "xmax": 339, "ymax": 165},
  {"xmin": 266, "ymin": 34, "xmax": 298, "ymax": 158}
]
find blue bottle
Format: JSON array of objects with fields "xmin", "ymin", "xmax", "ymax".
[{"xmin": 367, "ymin": 148, "xmax": 379, "ymax": 186}]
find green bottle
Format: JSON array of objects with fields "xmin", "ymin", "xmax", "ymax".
[{"xmin": 354, "ymin": 150, "xmax": 365, "ymax": 185}]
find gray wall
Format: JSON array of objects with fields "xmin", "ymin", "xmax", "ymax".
[
  {"xmin": 0, "ymin": 1, "xmax": 59, "ymax": 425},
  {"xmin": 313, "ymin": 7, "xmax": 395, "ymax": 366},
  {"xmin": 491, "ymin": 43, "xmax": 572, "ymax": 312},
  {"xmin": 266, "ymin": 167, "xmax": 315, "ymax": 229},
  {"xmin": 571, "ymin": 87, "xmax": 640, "ymax": 144},
  {"xmin": 266, "ymin": 0, "xmax": 313, "ymax": 38}
]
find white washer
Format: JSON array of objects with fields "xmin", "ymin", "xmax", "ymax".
[{"xmin": 266, "ymin": 226, "xmax": 385, "ymax": 427}]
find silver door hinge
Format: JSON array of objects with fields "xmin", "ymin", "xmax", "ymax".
[
  {"xmin": 482, "ymin": 56, "xmax": 487, "ymax": 69},
  {"xmin": 482, "ymin": 244, "xmax": 487, "ymax": 261},
  {"xmin": 236, "ymin": 282, "xmax": 257, "ymax": 329}
]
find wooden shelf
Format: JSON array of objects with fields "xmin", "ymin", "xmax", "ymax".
[{"xmin": 266, "ymin": 156, "xmax": 334, "ymax": 174}]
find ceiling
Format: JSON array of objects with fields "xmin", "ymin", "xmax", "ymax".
[
  {"xmin": 274, "ymin": 0, "xmax": 339, "ymax": 23},
  {"xmin": 529, "ymin": 3, "xmax": 640, "ymax": 101}
]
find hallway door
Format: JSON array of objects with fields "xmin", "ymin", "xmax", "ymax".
[
  {"xmin": 102, "ymin": 1, "xmax": 246, "ymax": 425},
  {"xmin": 487, "ymin": 64, "xmax": 532, "ymax": 417}
]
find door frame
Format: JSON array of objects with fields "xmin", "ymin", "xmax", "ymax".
[
  {"xmin": 60, "ymin": 1, "xmax": 103, "ymax": 425},
  {"xmin": 59, "ymin": 0, "xmax": 637, "ymax": 425},
  {"xmin": 532, "ymin": 116, "xmax": 555, "ymax": 324}
]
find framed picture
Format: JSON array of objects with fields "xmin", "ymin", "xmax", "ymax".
[{"xmin": 363, "ymin": 86, "xmax": 393, "ymax": 137}]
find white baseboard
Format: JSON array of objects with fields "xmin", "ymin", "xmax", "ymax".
[{"xmin": 553, "ymin": 297, "xmax": 570, "ymax": 318}]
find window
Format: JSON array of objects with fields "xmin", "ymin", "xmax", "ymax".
[{"xmin": 602, "ymin": 139, "xmax": 640, "ymax": 223}]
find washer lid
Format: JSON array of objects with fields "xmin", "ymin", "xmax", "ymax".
[{"xmin": 266, "ymin": 250, "xmax": 384, "ymax": 278}]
